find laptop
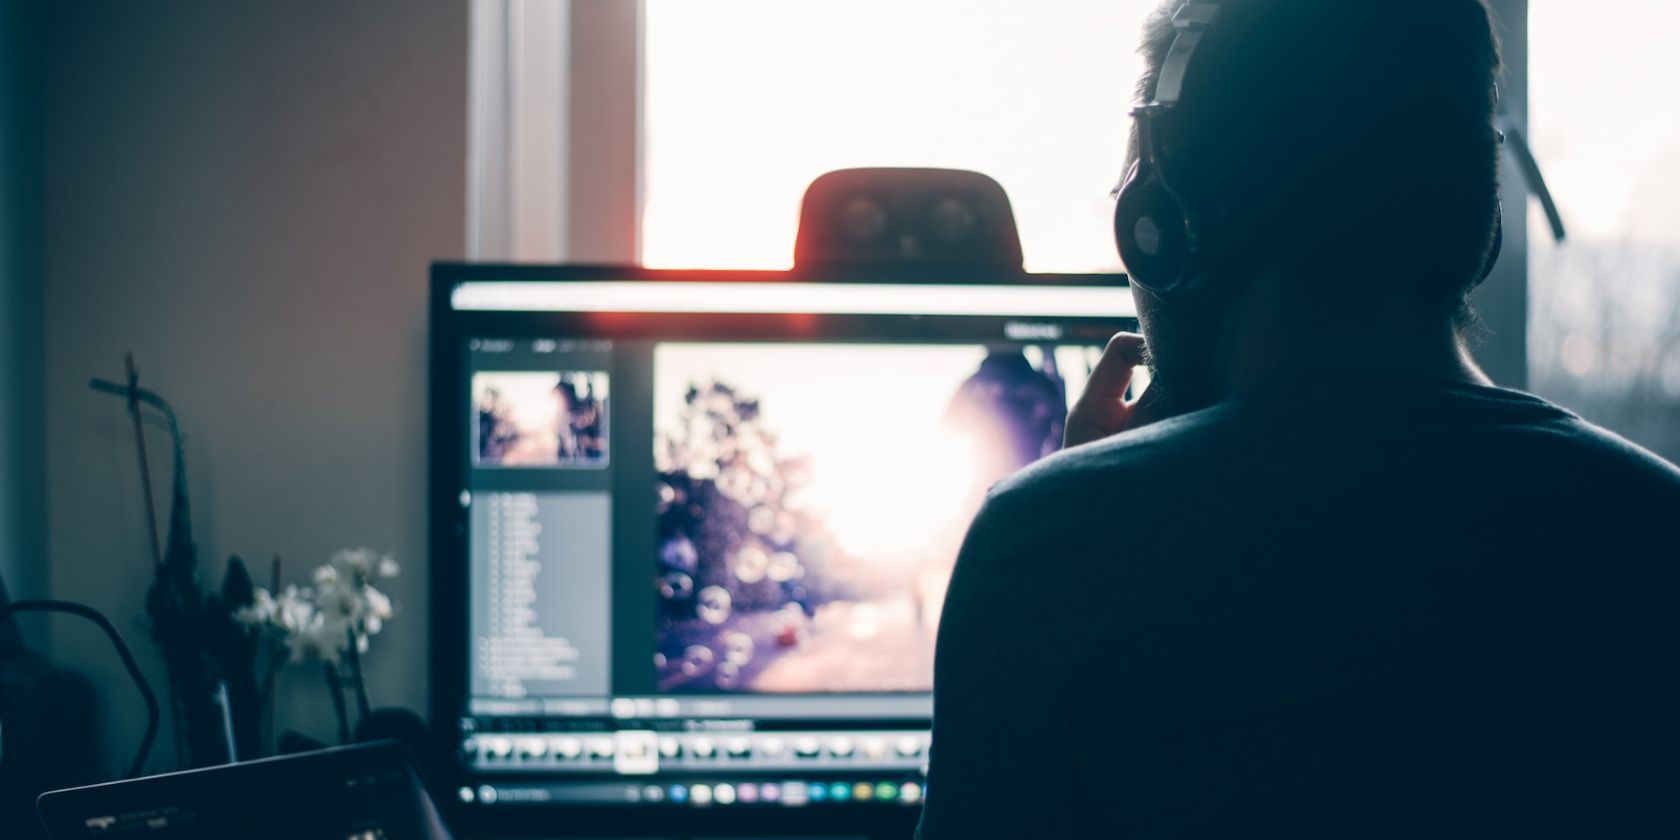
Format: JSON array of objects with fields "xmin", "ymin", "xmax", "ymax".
[{"xmin": 37, "ymin": 741, "xmax": 452, "ymax": 839}]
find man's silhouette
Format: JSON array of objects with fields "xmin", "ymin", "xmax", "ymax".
[{"xmin": 919, "ymin": 1, "xmax": 1680, "ymax": 836}]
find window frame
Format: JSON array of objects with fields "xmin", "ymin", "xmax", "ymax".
[
  {"xmin": 469, "ymin": 0, "xmax": 643, "ymax": 263},
  {"xmin": 471, "ymin": 0, "xmax": 1534, "ymax": 386},
  {"xmin": 1477, "ymin": 0, "xmax": 1531, "ymax": 389}
]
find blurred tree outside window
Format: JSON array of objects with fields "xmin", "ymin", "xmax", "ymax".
[{"xmin": 1528, "ymin": 1, "xmax": 1680, "ymax": 462}]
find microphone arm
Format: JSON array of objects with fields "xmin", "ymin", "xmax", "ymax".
[{"xmin": 1498, "ymin": 117, "xmax": 1568, "ymax": 243}]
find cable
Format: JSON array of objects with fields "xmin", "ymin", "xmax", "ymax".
[{"xmin": 0, "ymin": 599, "xmax": 160, "ymax": 779}]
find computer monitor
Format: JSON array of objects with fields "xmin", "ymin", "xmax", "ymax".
[{"xmin": 430, "ymin": 264, "xmax": 1136, "ymax": 836}]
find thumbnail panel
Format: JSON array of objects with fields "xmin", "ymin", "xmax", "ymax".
[{"xmin": 474, "ymin": 371, "xmax": 610, "ymax": 468}]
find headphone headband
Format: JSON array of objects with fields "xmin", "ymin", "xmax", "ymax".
[
  {"xmin": 1112, "ymin": 1, "xmax": 1224, "ymax": 294},
  {"xmin": 1152, "ymin": 3, "xmax": 1222, "ymax": 106}
]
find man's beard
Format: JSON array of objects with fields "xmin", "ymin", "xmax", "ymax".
[{"xmin": 1138, "ymin": 304, "xmax": 1227, "ymax": 420}]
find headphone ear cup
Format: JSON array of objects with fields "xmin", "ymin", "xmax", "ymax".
[{"xmin": 1115, "ymin": 162, "xmax": 1197, "ymax": 294}]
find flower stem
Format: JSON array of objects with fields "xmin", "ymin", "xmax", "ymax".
[
  {"xmin": 344, "ymin": 626, "xmax": 372, "ymax": 723},
  {"xmin": 323, "ymin": 664, "xmax": 350, "ymax": 745},
  {"xmin": 260, "ymin": 656, "xmax": 283, "ymax": 755}
]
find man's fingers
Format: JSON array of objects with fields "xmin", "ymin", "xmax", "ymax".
[
  {"xmin": 1064, "ymin": 333, "xmax": 1147, "ymax": 448},
  {"xmin": 1084, "ymin": 333, "xmax": 1147, "ymax": 397}
]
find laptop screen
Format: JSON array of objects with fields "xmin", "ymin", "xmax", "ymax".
[{"xmin": 37, "ymin": 742, "xmax": 449, "ymax": 839}]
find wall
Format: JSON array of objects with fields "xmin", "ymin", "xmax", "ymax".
[
  {"xmin": 43, "ymin": 0, "xmax": 467, "ymax": 773},
  {"xmin": 1, "ymin": 0, "xmax": 47, "ymax": 648}
]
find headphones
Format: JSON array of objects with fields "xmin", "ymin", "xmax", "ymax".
[{"xmin": 1113, "ymin": 1, "xmax": 1504, "ymax": 296}]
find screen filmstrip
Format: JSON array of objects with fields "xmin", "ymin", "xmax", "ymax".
[{"xmin": 449, "ymin": 277, "xmax": 1137, "ymax": 810}]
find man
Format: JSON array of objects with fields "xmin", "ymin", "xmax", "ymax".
[{"xmin": 918, "ymin": 1, "xmax": 1680, "ymax": 836}]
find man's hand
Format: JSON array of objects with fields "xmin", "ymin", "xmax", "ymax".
[{"xmin": 1063, "ymin": 332, "xmax": 1169, "ymax": 449}]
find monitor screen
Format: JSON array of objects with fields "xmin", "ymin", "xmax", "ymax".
[{"xmin": 430, "ymin": 266, "xmax": 1136, "ymax": 830}]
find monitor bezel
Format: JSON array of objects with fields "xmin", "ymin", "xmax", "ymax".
[{"xmin": 429, "ymin": 262, "xmax": 1133, "ymax": 836}]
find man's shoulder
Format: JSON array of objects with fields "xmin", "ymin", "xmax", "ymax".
[
  {"xmin": 980, "ymin": 407, "xmax": 1231, "ymax": 525},
  {"xmin": 1534, "ymin": 412, "xmax": 1680, "ymax": 493},
  {"xmin": 977, "ymin": 388, "xmax": 1680, "ymax": 529}
]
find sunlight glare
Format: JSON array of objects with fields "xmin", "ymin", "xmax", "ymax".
[{"xmin": 643, "ymin": 0, "xmax": 1158, "ymax": 272}]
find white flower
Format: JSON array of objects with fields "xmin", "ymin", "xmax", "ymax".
[
  {"xmin": 235, "ymin": 588, "xmax": 278, "ymax": 626},
  {"xmin": 240, "ymin": 550, "xmax": 400, "ymax": 667},
  {"xmin": 275, "ymin": 586, "xmax": 318, "ymax": 636},
  {"xmin": 362, "ymin": 585, "xmax": 394, "ymax": 636},
  {"xmin": 291, "ymin": 612, "xmax": 344, "ymax": 666},
  {"xmin": 365, "ymin": 585, "xmax": 393, "ymax": 619},
  {"xmin": 316, "ymin": 581, "xmax": 361, "ymax": 621},
  {"xmin": 330, "ymin": 547, "xmax": 395, "ymax": 587}
]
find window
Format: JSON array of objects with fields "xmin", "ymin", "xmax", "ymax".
[
  {"xmin": 641, "ymin": 0, "xmax": 1157, "ymax": 272},
  {"xmin": 1528, "ymin": 0, "xmax": 1680, "ymax": 461},
  {"xmin": 474, "ymin": 0, "xmax": 1680, "ymax": 456}
]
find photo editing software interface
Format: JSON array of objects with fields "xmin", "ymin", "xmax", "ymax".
[{"xmin": 446, "ymin": 277, "xmax": 1136, "ymax": 811}]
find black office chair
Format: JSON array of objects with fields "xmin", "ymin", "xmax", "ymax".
[{"xmin": 0, "ymin": 574, "xmax": 104, "ymax": 839}]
